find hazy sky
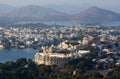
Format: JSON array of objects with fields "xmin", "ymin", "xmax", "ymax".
[
  {"xmin": 0, "ymin": 0, "xmax": 119, "ymax": 7},
  {"xmin": 0, "ymin": 0, "xmax": 120, "ymax": 13}
]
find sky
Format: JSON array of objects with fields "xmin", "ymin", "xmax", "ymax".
[
  {"xmin": 0, "ymin": 0, "xmax": 119, "ymax": 6},
  {"xmin": 0, "ymin": 0, "xmax": 120, "ymax": 13}
]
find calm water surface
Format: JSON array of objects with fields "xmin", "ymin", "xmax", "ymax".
[
  {"xmin": 15, "ymin": 21, "xmax": 120, "ymax": 26},
  {"xmin": 0, "ymin": 48, "xmax": 38, "ymax": 63}
]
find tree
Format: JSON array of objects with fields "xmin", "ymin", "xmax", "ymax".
[{"xmin": 84, "ymin": 71, "xmax": 103, "ymax": 79}]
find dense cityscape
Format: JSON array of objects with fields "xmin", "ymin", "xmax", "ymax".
[{"xmin": 0, "ymin": 23, "xmax": 120, "ymax": 78}]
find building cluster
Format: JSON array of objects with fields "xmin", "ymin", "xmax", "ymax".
[
  {"xmin": 34, "ymin": 25, "xmax": 120, "ymax": 68},
  {"xmin": 0, "ymin": 23, "xmax": 120, "ymax": 68},
  {"xmin": 0, "ymin": 24, "xmax": 82, "ymax": 49},
  {"xmin": 34, "ymin": 38, "xmax": 92, "ymax": 68}
]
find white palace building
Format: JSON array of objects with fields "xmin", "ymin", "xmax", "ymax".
[{"xmin": 34, "ymin": 36, "xmax": 93, "ymax": 68}]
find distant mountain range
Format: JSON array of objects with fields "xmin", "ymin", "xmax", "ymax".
[
  {"xmin": 0, "ymin": 4, "xmax": 15, "ymax": 14},
  {"xmin": 0, "ymin": 4, "xmax": 120, "ymax": 23},
  {"xmin": 72, "ymin": 6, "xmax": 120, "ymax": 22}
]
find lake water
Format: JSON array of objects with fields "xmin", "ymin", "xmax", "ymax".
[
  {"xmin": 15, "ymin": 21, "xmax": 120, "ymax": 26},
  {"xmin": 0, "ymin": 48, "xmax": 38, "ymax": 63}
]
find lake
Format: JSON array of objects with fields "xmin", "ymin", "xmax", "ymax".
[
  {"xmin": 15, "ymin": 21, "xmax": 120, "ymax": 26},
  {"xmin": 0, "ymin": 48, "xmax": 38, "ymax": 63}
]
